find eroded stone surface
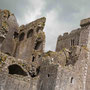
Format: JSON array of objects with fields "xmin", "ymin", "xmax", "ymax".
[{"xmin": 0, "ymin": 9, "xmax": 90, "ymax": 90}]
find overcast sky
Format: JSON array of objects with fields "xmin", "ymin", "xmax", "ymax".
[{"xmin": 0, "ymin": 0, "xmax": 90, "ymax": 51}]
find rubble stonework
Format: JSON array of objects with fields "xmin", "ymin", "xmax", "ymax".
[{"xmin": 0, "ymin": 9, "xmax": 90, "ymax": 90}]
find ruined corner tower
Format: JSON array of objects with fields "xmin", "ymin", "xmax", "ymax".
[
  {"xmin": 0, "ymin": 9, "xmax": 46, "ymax": 63},
  {"xmin": 55, "ymin": 18, "xmax": 90, "ymax": 90},
  {"xmin": 56, "ymin": 18, "xmax": 90, "ymax": 51}
]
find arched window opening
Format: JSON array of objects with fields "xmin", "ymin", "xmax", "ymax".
[
  {"xmin": 27, "ymin": 29, "xmax": 33, "ymax": 38},
  {"xmin": 19, "ymin": 32, "xmax": 25, "ymax": 41},
  {"xmin": 13, "ymin": 32, "xmax": 18, "ymax": 39},
  {"xmin": 34, "ymin": 41, "xmax": 42, "ymax": 50},
  {"xmin": 8, "ymin": 64, "xmax": 27, "ymax": 76}
]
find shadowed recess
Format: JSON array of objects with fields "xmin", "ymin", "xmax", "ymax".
[
  {"xmin": 8, "ymin": 64, "xmax": 27, "ymax": 76},
  {"xmin": 27, "ymin": 29, "xmax": 33, "ymax": 38}
]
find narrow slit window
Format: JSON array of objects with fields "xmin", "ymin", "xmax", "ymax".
[
  {"xmin": 71, "ymin": 77, "xmax": 74, "ymax": 83},
  {"xmin": 71, "ymin": 39, "xmax": 74, "ymax": 46},
  {"xmin": 32, "ymin": 56, "xmax": 35, "ymax": 62},
  {"xmin": 71, "ymin": 40, "xmax": 72, "ymax": 46},
  {"xmin": 72, "ymin": 39, "xmax": 74, "ymax": 46}
]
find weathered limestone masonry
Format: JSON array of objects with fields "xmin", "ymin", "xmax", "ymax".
[
  {"xmin": 15, "ymin": 18, "xmax": 46, "ymax": 62},
  {"xmin": 0, "ymin": 9, "xmax": 90, "ymax": 90},
  {"xmin": 0, "ymin": 9, "xmax": 19, "ymax": 55},
  {"xmin": 55, "ymin": 18, "xmax": 90, "ymax": 90},
  {"xmin": 56, "ymin": 18, "xmax": 90, "ymax": 52}
]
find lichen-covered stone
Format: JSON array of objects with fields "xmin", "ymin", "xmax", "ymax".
[{"xmin": 0, "ymin": 9, "xmax": 90, "ymax": 90}]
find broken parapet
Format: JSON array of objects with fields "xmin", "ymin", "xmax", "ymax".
[{"xmin": 80, "ymin": 17, "xmax": 90, "ymax": 27}]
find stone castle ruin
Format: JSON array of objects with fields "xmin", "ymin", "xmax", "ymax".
[{"xmin": 0, "ymin": 9, "xmax": 90, "ymax": 90}]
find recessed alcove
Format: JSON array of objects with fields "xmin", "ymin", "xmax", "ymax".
[
  {"xmin": 8, "ymin": 64, "xmax": 27, "ymax": 76},
  {"xmin": 19, "ymin": 32, "xmax": 25, "ymax": 41},
  {"xmin": 27, "ymin": 29, "xmax": 33, "ymax": 38},
  {"xmin": 34, "ymin": 41, "xmax": 42, "ymax": 50}
]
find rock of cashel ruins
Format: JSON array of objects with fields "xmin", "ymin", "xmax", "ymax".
[{"xmin": 0, "ymin": 9, "xmax": 90, "ymax": 90}]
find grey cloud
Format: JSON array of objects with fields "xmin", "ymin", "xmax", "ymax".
[
  {"xmin": 0, "ymin": 0, "xmax": 90, "ymax": 51},
  {"xmin": 42, "ymin": 0, "xmax": 90, "ymax": 23},
  {"xmin": 0, "ymin": 0, "xmax": 37, "ymax": 20}
]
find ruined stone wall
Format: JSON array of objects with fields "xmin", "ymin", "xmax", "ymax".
[
  {"xmin": 83, "ymin": 25, "xmax": 90, "ymax": 90},
  {"xmin": 56, "ymin": 18, "xmax": 90, "ymax": 52},
  {"xmin": 56, "ymin": 28, "xmax": 81, "ymax": 52},
  {"xmin": 0, "ymin": 46, "xmax": 89, "ymax": 90},
  {"xmin": 0, "ymin": 9, "xmax": 90, "ymax": 90},
  {"xmin": 55, "ymin": 18, "xmax": 90, "ymax": 90},
  {"xmin": 0, "ymin": 10, "xmax": 19, "ymax": 51},
  {"xmin": 0, "ymin": 9, "xmax": 19, "ymax": 55},
  {"xmin": 14, "ymin": 17, "xmax": 46, "ymax": 62},
  {"xmin": 0, "ymin": 9, "xmax": 46, "ymax": 63}
]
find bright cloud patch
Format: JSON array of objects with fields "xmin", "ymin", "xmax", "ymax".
[{"xmin": 0, "ymin": 0, "xmax": 90, "ymax": 51}]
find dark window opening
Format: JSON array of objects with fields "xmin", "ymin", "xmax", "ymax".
[
  {"xmin": 8, "ymin": 64, "xmax": 27, "ymax": 76},
  {"xmin": 71, "ymin": 39, "xmax": 75, "ymax": 46},
  {"xmin": 19, "ymin": 32, "xmax": 25, "ymax": 41},
  {"xmin": 13, "ymin": 32, "xmax": 18, "ymax": 39},
  {"xmin": 48, "ymin": 74, "xmax": 50, "ymax": 77},
  {"xmin": 71, "ymin": 77, "xmax": 73, "ymax": 83},
  {"xmin": 34, "ymin": 41, "xmax": 42, "ymax": 50},
  {"xmin": 73, "ymin": 40, "xmax": 74, "ymax": 46},
  {"xmin": 5, "ymin": 52, "xmax": 11, "ymax": 56},
  {"xmin": 27, "ymin": 29, "xmax": 33, "ymax": 38},
  {"xmin": 32, "ymin": 56, "xmax": 35, "ymax": 62}
]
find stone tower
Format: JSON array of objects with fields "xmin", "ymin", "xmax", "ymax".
[{"xmin": 55, "ymin": 18, "xmax": 90, "ymax": 90}]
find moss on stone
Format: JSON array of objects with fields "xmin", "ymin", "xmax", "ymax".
[{"xmin": 82, "ymin": 45, "xmax": 89, "ymax": 51}]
